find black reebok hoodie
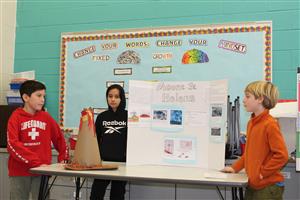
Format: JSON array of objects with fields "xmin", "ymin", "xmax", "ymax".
[{"xmin": 95, "ymin": 85, "xmax": 127, "ymax": 162}]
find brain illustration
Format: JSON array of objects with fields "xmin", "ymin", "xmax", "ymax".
[
  {"xmin": 117, "ymin": 50, "xmax": 141, "ymax": 64},
  {"xmin": 182, "ymin": 49, "xmax": 209, "ymax": 64}
]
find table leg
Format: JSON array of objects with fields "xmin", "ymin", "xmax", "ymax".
[
  {"xmin": 216, "ymin": 186, "xmax": 225, "ymax": 200},
  {"xmin": 239, "ymin": 187, "xmax": 244, "ymax": 200},
  {"xmin": 75, "ymin": 177, "xmax": 80, "ymax": 200},
  {"xmin": 231, "ymin": 187, "xmax": 237, "ymax": 200},
  {"xmin": 231, "ymin": 187, "xmax": 244, "ymax": 200},
  {"xmin": 38, "ymin": 175, "xmax": 49, "ymax": 200}
]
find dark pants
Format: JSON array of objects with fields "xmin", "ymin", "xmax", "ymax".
[
  {"xmin": 245, "ymin": 184, "xmax": 284, "ymax": 200},
  {"xmin": 90, "ymin": 179, "xmax": 127, "ymax": 200}
]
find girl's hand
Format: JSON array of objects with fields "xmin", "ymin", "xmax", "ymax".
[{"xmin": 221, "ymin": 166, "xmax": 235, "ymax": 173}]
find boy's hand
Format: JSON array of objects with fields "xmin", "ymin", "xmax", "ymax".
[
  {"xmin": 259, "ymin": 174, "xmax": 263, "ymax": 179},
  {"xmin": 221, "ymin": 166, "xmax": 235, "ymax": 173}
]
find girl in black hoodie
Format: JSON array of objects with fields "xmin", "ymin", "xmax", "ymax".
[{"xmin": 90, "ymin": 84, "xmax": 127, "ymax": 200}]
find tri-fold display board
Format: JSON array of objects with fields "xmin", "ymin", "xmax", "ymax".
[
  {"xmin": 59, "ymin": 21, "xmax": 271, "ymax": 168},
  {"xmin": 127, "ymin": 80, "xmax": 227, "ymax": 169}
]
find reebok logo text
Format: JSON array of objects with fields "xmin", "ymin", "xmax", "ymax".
[{"xmin": 103, "ymin": 120, "xmax": 126, "ymax": 126}]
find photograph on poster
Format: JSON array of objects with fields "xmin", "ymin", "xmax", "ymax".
[
  {"xmin": 153, "ymin": 110, "xmax": 168, "ymax": 120},
  {"xmin": 163, "ymin": 137, "xmax": 196, "ymax": 163},
  {"xmin": 128, "ymin": 108, "xmax": 151, "ymax": 125},
  {"xmin": 211, "ymin": 127, "xmax": 221, "ymax": 136},
  {"xmin": 164, "ymin": 139, "xmax": 174, "ymax": 154},
  {"xmin": 170, "ymin": 110, "xmax": 183, "ymax": 125},
  {"xmin": 140, "ymin": 112, "xmax": 151, "ymax": 119},
  {"xmin": 212, "ymin": 106, "xmax": 222, "ymax": 117},
  {"xmin": 129, "ymin": 111, "xmax": 139, "ymax": 122}
]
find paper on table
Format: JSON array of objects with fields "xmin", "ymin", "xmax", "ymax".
[{"xmin": 204, "ymin": 172, "xmax": 228, "ymax": 179}]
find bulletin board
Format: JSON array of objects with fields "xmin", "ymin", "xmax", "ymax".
[{"xmin": 59, "ymin": 21, "xmax": 272, "ymax": 129}]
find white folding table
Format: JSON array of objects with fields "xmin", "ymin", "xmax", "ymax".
[{"xmin": 31, "ymin": 162, "xmax": 247, "ymax": 200}]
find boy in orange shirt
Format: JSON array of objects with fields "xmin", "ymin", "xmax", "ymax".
[{"xmin": 222, "ymin": 81, "xmax": 288, "ymax": 200}]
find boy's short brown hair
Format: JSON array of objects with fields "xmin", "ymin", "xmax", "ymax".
[
  {"xmin": 19, "ymin": 80, "xmax": 46, "ymax": 102},
  {"xmin": 244, "ymin": 81, "xmax": 279, "ymax": 109}
]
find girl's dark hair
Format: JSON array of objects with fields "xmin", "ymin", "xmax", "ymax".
[
  {"xmin": 106, "ymin": 84, "xmax": 126, "ymax": 112},
  {"xmin": 19, "ymin": 80, "xmax": 46, "ymax": 102}
]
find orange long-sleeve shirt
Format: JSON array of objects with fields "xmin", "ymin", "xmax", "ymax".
[{"xmin": 231, "ymin": 109, "xmax": 288, "ymax": 190}]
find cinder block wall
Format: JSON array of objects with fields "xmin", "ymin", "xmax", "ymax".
[{"xmin": 14, "ymin": 0, "xmax": 299, "ymax": 120}]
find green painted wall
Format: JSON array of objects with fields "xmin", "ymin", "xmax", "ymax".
[{"xmin": 14, "ymin": 0, "xmax": 300, "ymax": 121}]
